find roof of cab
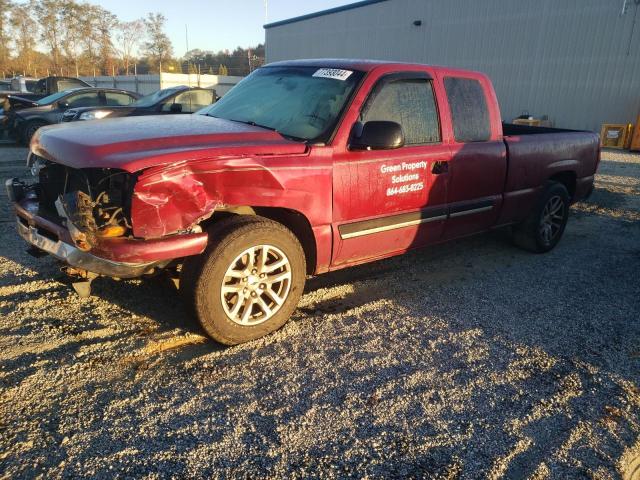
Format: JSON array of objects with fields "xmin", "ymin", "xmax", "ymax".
[
  {"xmin": 263, "ymin": 58, "xmax": 490, "ymax": 81},
  {"xmin": 264, "ymin": 58, "xmax": 420, "ymax": 72}
]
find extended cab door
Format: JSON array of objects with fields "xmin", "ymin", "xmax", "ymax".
[
  {"xmin": 331, "ymin": 69, "xmax": 451, "ymax": 266},
  {"xmin": 437, "ymin": 73, "xmax": 507, "ymax": 239}
]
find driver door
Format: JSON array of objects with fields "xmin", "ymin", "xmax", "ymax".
[{"xmin": 331, "ymin": 72, "xmax": 451, "ymax": 266}]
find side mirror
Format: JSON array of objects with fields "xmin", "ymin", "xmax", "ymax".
[
  {"xmin": 170, "ymin": 103, "xmax": 183, "ymax": 113},
  {"xmin": 349, "ymin": 121, "xmax": 404, "ymax": 150}
]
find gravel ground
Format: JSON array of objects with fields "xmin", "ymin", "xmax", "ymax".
[{"xmin": 0, "ymin": 146, "xmax": 639, "ymax": 479}]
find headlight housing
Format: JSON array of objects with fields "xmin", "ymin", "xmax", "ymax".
[{"xmin": 79, "ymin": 110, "xmax": 112, "ymax": 121}]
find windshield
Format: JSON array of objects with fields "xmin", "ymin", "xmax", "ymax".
[
  {"xmin": 36, "ymin": 90, "xmax": 72, "ymax": 105},
  {"xmin": 133, "ymin": 87, "xmax": 183, "ymax": 107},
  {"xmin": 199, "ymin": 66, "xmax": 364, "ymax": 142}
]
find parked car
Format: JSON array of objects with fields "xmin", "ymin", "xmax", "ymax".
[
  {"xmin": 1, "ymin": 76, "xmax": 92, "ymax": 117},
  {"xmin": 7, "ymin": 59, "xmax": 600, "ymax": 345},
  {"xmin": 1, "ymin": 76, "xmax": 91, "ymax": 103},
  {"xmin": 7, "ymin": 87, "xmax": 140, "ymax": 144},
  {"xmin": 61, "ymin": 86, "xmax": 217, "ymax": 122},
  {"xmin": 1, "ymin": 77, "xmax": 39, "ymax": 134},
  {"xmin": 0, "ymin": 76, "xmax": 39, "ymax": 97}
]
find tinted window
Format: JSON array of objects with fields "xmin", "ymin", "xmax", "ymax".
[
  {"xmin": 65, "ymin": 91, "xmax": 102, "ymax": 108},
  {"xmin": 58, "ymin": 79, "xmax": 89, "ymax": 91},
  {"xmin": 34, "ymin": 79, "xmax": 47, "ymax": 94},
  {"xmin": 25, "ymin": 80, "xmax": 38, "ymax": 93},
  {"xmin": 361, "ymin": 79, "xmax": 440, "ymax": 145},
  {"xmin": 444, "ymin": 77, "xmax": 491, "ymax": 142},
  {"xmin": 162, "ymin": 90, "xmax": 214, "ymax": 113},
  {"xmin": 105, "ymin": 92, "xmax": 135, "ymax": 106}
]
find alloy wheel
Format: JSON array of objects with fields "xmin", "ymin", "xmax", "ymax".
[
  {"xmin": 539, "ymin": 195, "xmax": 565, "ymax": 245},
  {"xmin": 220, "ymin": 244, "xmax": 292, "ymax": 326}
]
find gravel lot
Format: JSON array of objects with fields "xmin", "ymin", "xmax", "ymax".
[{"xmin": 0, "ymin": 145, "xmax": 638, "ymax": 479}]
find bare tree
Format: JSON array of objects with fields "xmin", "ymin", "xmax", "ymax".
[
  {"xmin": 117, "ymin": 19, "xmax": 144, "ymax": 75},
  {"xmin": 10, "ymin": 1, "xmax": 38, "ymax": 76},
  {"xmin": 34, "ymin": 0, "xmax": 65, "ymax": 73},
  {"xmin": 60, "ymin": 0, "xmax": 85, "ymax": 76},
  {"xmin": 0, "ymin": 0, "xmax": 13, "ymax": 76},
  {"xmin": 94, "ymin": 6, "xmax": 118, "ymax": 75},
  {"xmin": 142, "ymin": 12, "xmax": 173, "ymax": 71}
]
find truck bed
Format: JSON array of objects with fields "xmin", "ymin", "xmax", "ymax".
[{"xmin": 498, "ymin": 123, "xmax": 600, "ymax": 225}]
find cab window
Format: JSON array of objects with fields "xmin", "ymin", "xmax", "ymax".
[
  {"xmin": 361, "ymin": 78, "xmax": 440, "ymax": 145},
  {"xmin": 57, "ymin": 78, "xmax": 89, "ymax": 91},
  {"xmin": 444, "ymin": 77, "xmax": 491, "ymax": 143}
]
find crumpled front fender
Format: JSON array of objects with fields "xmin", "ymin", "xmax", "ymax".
[{"xmin": 130, "ymin": 157, "xmax": 312, "ymax": 239}]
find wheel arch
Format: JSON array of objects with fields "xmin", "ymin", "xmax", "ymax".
[
  {"xmin": 204, "ymin": 206, "xmax": 318, "ymax": 275},
  {"xmin": 549, "ymin": 171, "xmax": 577, "ymax": 200}
]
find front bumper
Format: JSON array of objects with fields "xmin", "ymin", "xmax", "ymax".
[
  {"xmin": 16, "ymin": 216, "xmax": 161, "ymax": 278},
  {"xmin": 8, "ymin": 179, "xmax": 209, "ymax": 278}
]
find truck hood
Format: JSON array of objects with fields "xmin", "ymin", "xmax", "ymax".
[{"xmin": 31, "ymin": 115, "xmax": 308, "ymax": 172}]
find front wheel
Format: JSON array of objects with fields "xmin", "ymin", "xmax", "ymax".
[
  {"xmin": 512, "ymin": 181, "xmax": 570, "ymax": 253},
  {"xmin": 22, "ymin": 120, "xmax": 47, "ymax": 145},
  {"xmin": 181, "ymin": 216, "xmax": 306, "ymax": 345}
]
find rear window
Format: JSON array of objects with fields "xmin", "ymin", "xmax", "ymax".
[{"xmin": 444, "ymin": 77, "xmax": 491, "ymax": 143}]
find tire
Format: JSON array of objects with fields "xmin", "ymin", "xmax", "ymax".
[
  {"xmin": 512, "ymin": 181, "xmax": 570, "ymax": 253},
  {"xmin": 22, "ymin": 120, "xmax": 47, "ymax": 145},
  {"xmin": 181, "ymin": 216, "xmax": 306, "ymax": 345}
]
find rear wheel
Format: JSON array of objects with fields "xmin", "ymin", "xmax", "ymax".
[
  {"xmin": 181, "ymin": 216, "xmax": 306, "ymax": 345},
  {"xmin": 512, "ymin": 181, "xmax": 570, "ymax": 253}
]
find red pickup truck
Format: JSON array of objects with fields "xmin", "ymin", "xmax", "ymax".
[{"xmin": 7, "ymin": 60, "xmax": 600, "ymax": 345}]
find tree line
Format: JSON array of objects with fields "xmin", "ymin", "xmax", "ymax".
[{"xmin": 0, "ymin": 0, "xmax": 264, "ymax": 79}]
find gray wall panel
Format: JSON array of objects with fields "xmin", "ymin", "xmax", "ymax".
[{"xmin": 266, "ymin": 0, "xmax": 640, "ymax": 131}]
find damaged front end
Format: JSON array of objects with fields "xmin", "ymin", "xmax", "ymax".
[{"xmin": 8, "ymin": 156, "xmax": 208, "ymax": 292}]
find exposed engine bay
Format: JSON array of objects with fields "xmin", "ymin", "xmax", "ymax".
[{"xmin": 31, "ymin": 155, "xmax": 135, "ymax": 250}]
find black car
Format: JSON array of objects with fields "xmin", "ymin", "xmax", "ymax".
[
  {"xmin": 62, "ymin": 86, "xmax": 217, "ymax": 123},
  {"xmin": 8, "ymin": 87, "xmax": 140, "ymax": 144}
]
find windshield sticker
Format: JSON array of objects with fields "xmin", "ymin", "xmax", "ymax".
[{"xmin": 312, "ymin": 68, "xmax": 353, "ymax": 81}]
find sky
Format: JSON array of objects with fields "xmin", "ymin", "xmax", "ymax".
[{"xmin": 83, "ymin": 0, "xmax": 356, "ymax": 56}]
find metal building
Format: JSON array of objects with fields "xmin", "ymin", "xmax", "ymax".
[{"xmin": 265, "ymin": 0, "xmax": 640, "ymax": 132}]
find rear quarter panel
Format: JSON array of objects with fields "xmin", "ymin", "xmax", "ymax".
[{"xmin": 499, "ymin": 132, "xmax": 600, "ymax": 224}]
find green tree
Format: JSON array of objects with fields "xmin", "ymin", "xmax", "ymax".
[{"xmin": 142, "ymin": 12, "xmax": 173, "ymax": 71}]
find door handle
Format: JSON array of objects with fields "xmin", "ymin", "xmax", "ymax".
[{"xmin": 431, "ymin": 161, "xmax": 449, "ymax": 175}]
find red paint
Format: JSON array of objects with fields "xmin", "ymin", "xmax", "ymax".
[{"xmin": 24, "ymin": 60, "xmax": 600, "ymax": 276}]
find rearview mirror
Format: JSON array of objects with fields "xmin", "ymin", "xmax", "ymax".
[
  {"xmin": 349, "ymin": 121, "xmax": 404, "ymax": 150},
  {"xmin": 59, "ymin": 101, "xmax": 70, "ymax": 110},
  {"xmin": 170, "ymin": 103, "xmax": 183, "ymax": 113}
]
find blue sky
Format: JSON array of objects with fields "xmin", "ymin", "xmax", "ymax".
[{"xmin": 83, "ymin": 0, "xmax": 355, "ymax": 56}]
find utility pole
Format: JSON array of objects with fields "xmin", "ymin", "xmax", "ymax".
[
  {"xmin": 185, "ymin": 24, "xmax": 189, "ymax": 74},
  {"xmin": 248, "ymin": 48, "xmax": 252, "ymax": 73},
  {"xmin": 264, "ymin": 0, "xmax": 268, "ymax": 22}
]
